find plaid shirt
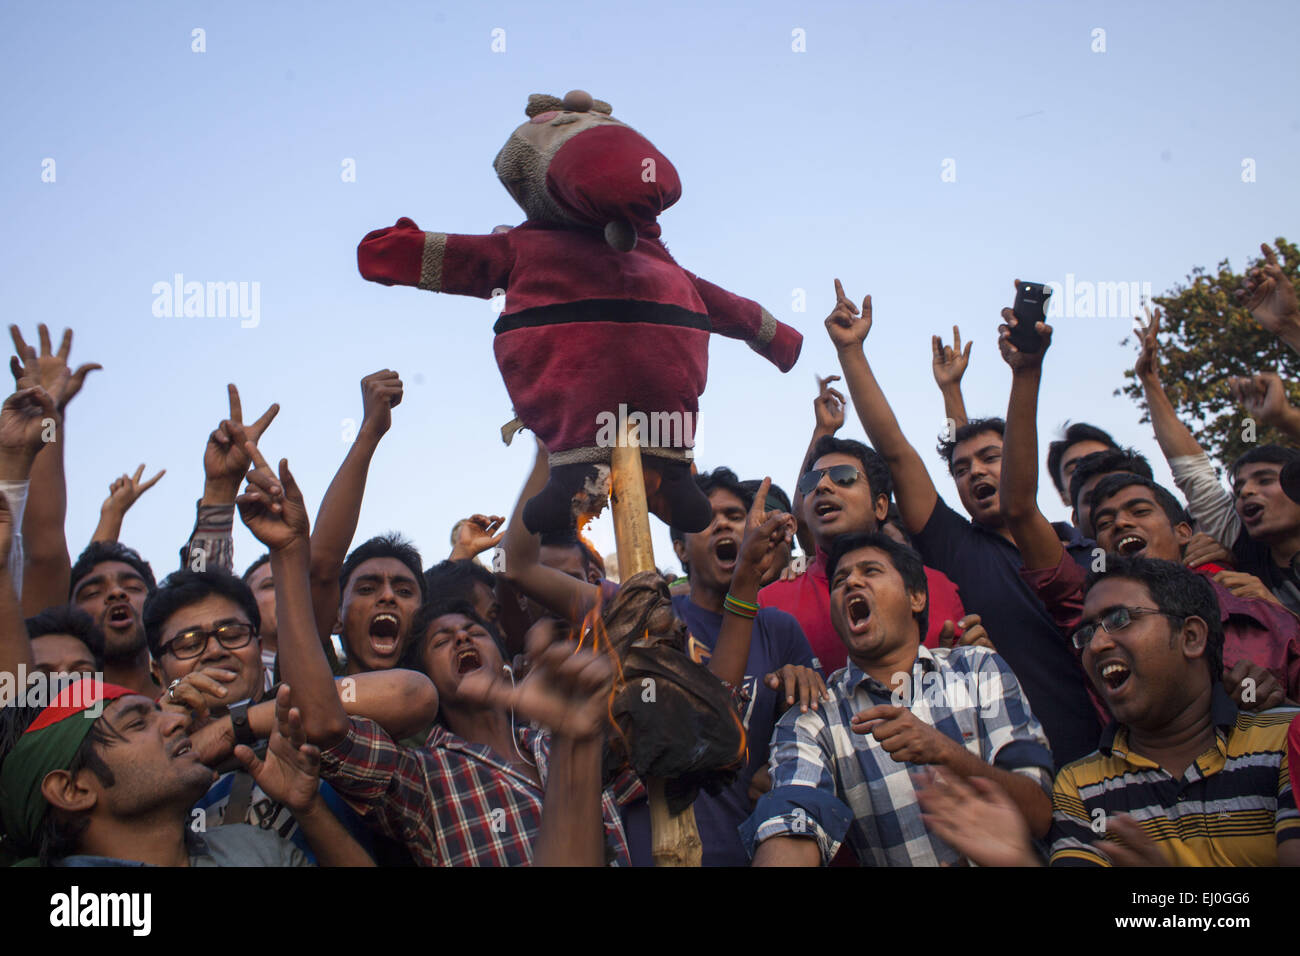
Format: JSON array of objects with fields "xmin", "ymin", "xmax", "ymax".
[
  {"xmin": 741, "ymin": 644, "xmax": 1054, "ymax": 866},
  {"xmin": 320, "ymin": 716, "xmax": 640, "ymax": 866}
]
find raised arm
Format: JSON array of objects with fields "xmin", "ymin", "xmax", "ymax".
[
  {"xmin": 789, "ymin": 375, "xmax": 845, "ymax": 554},
  {"xmin": 931, "ymin": 325, "xmax": 971, "ymax": 431},
  {"xmin": 458, "ymin": 621, "xmax": 614, "ymax": 865},
  {"xmin": 1237, "ymin": 242, "xmax": 1300, "ymax": 357},
  {"xmin": 828, "ymin": 279, "xmax": 938, "ymax": 535},
  {"xmin": 238, "ymin": 443, "xmax": 350, "ymax": 748},
  {"xmin": 309, "ymin": 370, "xmax": 403, "ymax": 646},
  {"xmin": 1229, "ymin": 372, "xmax": 1300, "ymax": 445},
  {"xmin": 499, "ymin": 438, "xmax": 600, "ymax": 625},
  {"xmin": 710, "ymin": 477, "xmax": 797, "ymax": 688},
  {"xmin": 0, "ymin": 494, "xmax": 29, "ymax": 690},
  {"xmin": 996, "ymin": 295, "xmax": 1066, "ymax": 571},
  {"xmin": 1136, "ymin": 310, "xmax": 1203, "ymax": 460},
  {"xmin": 9, "ymin": 325, "xmax": 100, "ymax": 615},
  {"xmin": 91, "ymin": 465, "xmax": 165, "ymax": 545}
]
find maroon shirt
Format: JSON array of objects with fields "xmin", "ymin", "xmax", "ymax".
[
  {"xmin": 1020, "ymin": 553, "xmax": 1300, "ymax": 704},
  {"xmin": 757, "ymin": 552, "xmax": 966, "ymax": 675}
]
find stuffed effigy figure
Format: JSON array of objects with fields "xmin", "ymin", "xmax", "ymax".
[{"xmin": 357, "ymin": 89, "xmax": 802, "ymax": 534}]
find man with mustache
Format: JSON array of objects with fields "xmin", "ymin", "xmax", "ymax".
[
  {"xmin": 918, "ymin": 555, "xmax": 1300, "ymax": 867},
  {"xmin": 745, "ymin": 532, "xmax": 1053, "ymax": 866}
]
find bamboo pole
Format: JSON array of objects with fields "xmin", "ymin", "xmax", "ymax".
[{"xmin": 610, "ymin": 417, "xmax": 703, "ymax": 867}]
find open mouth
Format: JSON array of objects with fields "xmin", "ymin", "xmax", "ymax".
[
  {"xmin": 106, "ymin": 604, "xmax": 134, "ymax": 629},
  {"xmin": 972, "ymin": 481, "xmax": 996, "ymax": 503},
  {"xmin": 455, "ymin": 645, "xmax": 483, "ymax": 676},
  {"xmin": 714, "ymin": 538, "xmax": 738, "ymax": 568},
  {"xmin": 1099, "ymin": 660, "xmax": 1131, "ymax": 692},
  {"xmin": 171, "ymin": 739, "xmax": 196, "ymax": 759},
  {"xmin": 369, "ymin": 613, "xmax": 401, "ymax": 654},
  {"xmin": 1115, "ymin": 533, "xmax": 1147, "ymax": 556},
  {"xmin": 1241, "ymin": 501, "xmax": 1265, "ymax": 522},
  {"xmin": 814, "ymin": 499, "xmax": 841, "ymax": 522},
  {"xmin": 846, "ymin": 594, "xmax": 872, "ymax": 631}
]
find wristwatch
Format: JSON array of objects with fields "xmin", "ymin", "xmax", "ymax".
[{"xmin": 228, "ymin": 699, "xmax": 257, "ymax": 747}]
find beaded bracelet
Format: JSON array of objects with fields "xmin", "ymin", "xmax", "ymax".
[{"xmin": 723, "ymin": 593, "xmax": 759, "ymax": 619}]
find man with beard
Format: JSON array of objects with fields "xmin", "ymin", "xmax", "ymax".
[
  {"xmin": 824, "ymin": 278, "xmax": 1101, "ymax": 766},
  {"xmin": 745, "ymin": 532, "xmax": 1053, "ymax": 866},
  {"xmin": 70, "ymin": 542, "xmax": 158, "ymax": 697}
]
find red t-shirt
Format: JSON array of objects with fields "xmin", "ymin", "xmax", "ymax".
[{"xmin": 757, "ymin": 552, "xmax": 965, "ymax": 675}]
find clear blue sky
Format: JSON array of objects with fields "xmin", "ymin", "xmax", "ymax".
[{"xmin": 2, "ymin": 0, "xmax": 1297, "ymax": 578}]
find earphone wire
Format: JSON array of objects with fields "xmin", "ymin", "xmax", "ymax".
[{"xmin": 506, "ymin": 664, "xmax": 529, "ymax": 765}]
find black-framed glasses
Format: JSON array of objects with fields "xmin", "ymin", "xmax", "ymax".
[
  {"xmin": 797, "ymin": 464, "xmax": 865, "ymax": 496},
  {"xmin": 1070, "ymin": 607, "xmax": 1182, "ymax": 651},
  {"xmin": 161, "ymin": 623, "xmax": 255, "ymax": 660}
]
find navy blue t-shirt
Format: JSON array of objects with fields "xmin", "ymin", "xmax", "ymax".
[
  {"xmin": 620, "ymin": 594, "xmax": 818, "ymax": 866},
  {"xmin": 911, "ymin": 496, "xmax": 1101, "ymax": 767}
]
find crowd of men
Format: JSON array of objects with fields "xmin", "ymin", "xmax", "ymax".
[{"xmin": 1, "ymin": 243, "xmax": 1298, "ymax": 867}]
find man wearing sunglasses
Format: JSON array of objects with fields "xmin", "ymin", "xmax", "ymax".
[{"xmin": 759, "ymin": 433, "xmax": 967, "ymax": 676}]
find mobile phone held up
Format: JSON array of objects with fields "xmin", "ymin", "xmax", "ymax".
[{"xmin": 1010, "ymin": 281, "xmax": 1052, "ymax": 353}]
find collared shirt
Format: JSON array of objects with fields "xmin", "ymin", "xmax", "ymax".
[
  {"xmin": 911, "ymin": 496, "xmax": 1102, "ymax": 766},
  {"xmin": 56, "ymin": 824, "xmax": 311, "ymax": 867},
  {"xmin": 741, "ymin": 644, "xmax": 1054, "ymax": 866},
  {"xmin": 1049, "ymin": 691, "xmax": 1300, "ymax": 866},
  {"xmin": 320, "ymin": 716, "xmax": 640, "ymax": 866},
  {"xmin": 757, "ymin": 552, "xmax": 966, "ymax": 674},
  {"xmin": 1020, "ymin": 551, "xmax": 1300, "ymax": 702}
]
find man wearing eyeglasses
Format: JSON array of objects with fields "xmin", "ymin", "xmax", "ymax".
[{"xmin": 141, "ymin": 569, "xmax": 437, "ymax": 863}]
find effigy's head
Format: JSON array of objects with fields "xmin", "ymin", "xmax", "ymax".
[{"xmin": 493, "ymin": 90, "xmax": 681, "ymax": 251}]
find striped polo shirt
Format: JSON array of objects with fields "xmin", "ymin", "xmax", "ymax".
[{"xmin": 1049, "ymin": 689, "xmax": 1300, "ymax": 866}]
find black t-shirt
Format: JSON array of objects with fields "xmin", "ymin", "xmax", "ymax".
[
  {"xmin": 911, "ymin": 497, "xmax": 1102, "ymax": 767},
  {"xmin": 1233, "ymin": 531, "xmax": 1300, "ymax": 616}
]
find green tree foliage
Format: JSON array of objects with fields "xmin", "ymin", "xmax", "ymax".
[{"xmin": 1118, "ymin": 237, "xmax": 1300, "ymax": 467}]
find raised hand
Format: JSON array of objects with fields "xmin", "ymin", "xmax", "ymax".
[
  {"xmin": 1134, "ymin": 307, "xmax": 1163, "ymax": 385},
  {"xmin": 8, "ymin": 324, "xmax": 101, "ymax": 414},
  {"xmin": 1236, "ymin": 243, "xmax": 1300, "ymax": 338},
  {"xmin": 735, "ymin": 476, "xmax": 797, "ymax": 590},
  {"xmin": 451, "ymin": 514, "xmax": 505, "ymax": 560},
  {"xmin": 234, "ymin": 684, "xmax": 321, "ymax": 814},
  {"xmin": 358, "ymin": 369, "xmax": 404, "ymax": 441},
  {"xmin": 813, "ymin": 374, "xmax": 846, "ymax": 433},
  {"xmin": 457, "ymin": 619, "xmax": 614, "ymax": 741},
  {"xmin": 160, "ymin": 667, "xmax": 241, "ymax": 730},
  {"xmin": 932, "ymin": 325, "xmax": 972, "ymax": 388},
  {"xmin": 101, "ymin": 464, "xmax": 165, "ymax": 518},
  {"xmin": 236, "ymin": 442, "xmax": 310, "ymax": 553},
  {"xmin": 998, "ymin": 283, "xmax": 1052, "ymax": 372},
  {"xmin": 1228, "ymin": 372, "xmax": 1293, "ymax": 428},
  {"xmin": 204, "ymin": 384, "xmax": 280, "ymax": 501},
  {"xmin": 915, "ymin": 767, "xmax": 1039, "ymax": 867},
  {"xmin": 0, "ymin": 386, "xmax": 56, "ymax": 479},
  {"xmin": 824, "ymin": 278, "xmax": 872, "ymax": 352}
]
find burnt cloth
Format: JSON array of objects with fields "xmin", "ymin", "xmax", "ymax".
[{"xmin": 601, "ymin": 571, "xmax": 745, "ymax": 814}]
